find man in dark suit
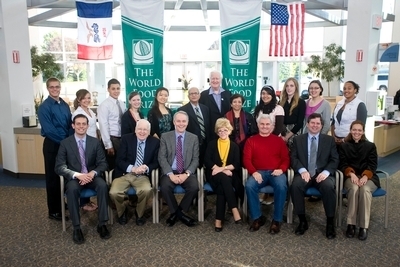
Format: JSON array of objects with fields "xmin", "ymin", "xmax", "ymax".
[
  {"xmin": 178, "ymin": 87, "xmax": 210, "ymax": 167},
  {"xmin": 109, "ymin": 119, "xmax": 160, "ymax": 226},
  {"xmin": 158, "ymin": 111, "xmax": 200, "ymax": 227},
  {"xmin": 55, "ymin": 114, "xmax": 110, "ymax": 244},
  {"xmin": 290, "ymin": 113, "xmax": 339, "ymax": 239},
  {"xmin": 199, "ymin": 70, "xmax": 232, "ymax": 137}
]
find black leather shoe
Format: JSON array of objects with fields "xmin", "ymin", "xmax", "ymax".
[
  {"xmin": 215, "ymin": 226, "xmax": 223, "ymax": 232},
  {"xmin": 358, "ymin": 228, "xmax": 368, "ymax": 241},
  {"xmin": 73, "ymin": 229, "xmax": 85, "ymax": 244},
  {"xmin": 269, "ymin": 220, "xmax": 281, "ymax": 234},
  {"xmin": 166, "ymin": 213, "xmax": 178, "ymax": 227},
  {"xmin": 97, "ymin": 225, "xmax": 111, "ymax": 239},
  {"xmin": 135, "ymin": 211, "xmax": 146, "ymax": 226},
  {"xmin": 234, "ymin": 219, "xmax": 243, "ymax": 224},
  {"xmin": 346, "ymin": 224, "xmax": 356, "ymax": 238},
  {"xmin": 249, "ymin": 215, "xmax": 266, "ymax": 232},
  {"xmin": 49, "ymin": 213, "xmax": 68, "ymax": 221},
  {"xmin": 180, "ymin": 213, "xmax": 196, "ymax": 227},
  {"xmin": 326, "ymin": 224, "xmax": 336, "ymax": 239},
  {"xmin": 118, "ymin": 208, "xmax": 128, "ymax": 225},
  {"xmin": 295, "ymin": 221, "xmax": 309, "ymax": 235}
]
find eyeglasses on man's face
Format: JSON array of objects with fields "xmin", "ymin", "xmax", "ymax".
[{"xmin": 189, "ymin": 92, "xmax": 199, "ymax": 96}]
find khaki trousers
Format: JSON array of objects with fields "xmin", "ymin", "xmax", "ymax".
[
  {"xmin": 109, "ymin": 173, "xmax": 152, "ymax": 218},
  {"xmin": 345, "ymin": 178, "xmax": 377, "ymax": 228}
]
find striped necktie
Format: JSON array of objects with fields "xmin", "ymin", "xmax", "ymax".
[
  {"xmin": 195, "ymin": 107, "xmax": 206, "ymax": 140},
  {"xmin": 136, "ymin": 141, "xmax": 144, "ymax": 167},
  {"xmin": 78, "ymin": 139, "xmax": 88, "ymax": 173}
]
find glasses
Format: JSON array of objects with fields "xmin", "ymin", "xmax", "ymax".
[
  {"xmin": 189, "ymin": 92, "xmax": 199, "ymax": 96},
  {"xmin": 309, "ymin": 87, "xmax": 320, "ymax": 90},
  {"xmin": 218, "ymin": 129, "xmax": 229, "ymax": 134},
  {"xmin": 48, "ymin": 86, "xmax": 61, "ymax": 89}
]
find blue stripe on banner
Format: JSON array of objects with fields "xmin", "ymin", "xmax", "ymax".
[{"xmin": 76, "ymin": 1, "xmax": 112, "ymax": 18}]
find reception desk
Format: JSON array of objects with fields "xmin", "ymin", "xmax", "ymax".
[
  {"xmin": 374, "ymin": 122, "xmax": 400, "ymax": 157},
  {"xmin": 14, "ymin": 127, "xmax": 45, "ymax": 178}
]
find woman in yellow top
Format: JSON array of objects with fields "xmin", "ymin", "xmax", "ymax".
[{"xmin": 204, "ymin": 118, "xmax": 243, "ymax": 232}]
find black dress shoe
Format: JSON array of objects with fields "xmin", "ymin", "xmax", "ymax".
[
  {"xmin": 326, "ymin": 224, "xmax": 336, "ymax": 239},
  {"xmin": 269, "ymin": 220, "xmax": 281, "ymax": 234},
  {"xmin": 346, "ymin": 224, "xmax": 356, "ymax": 238},
  {"xmin": 118, "ymin": 208, "xmax": 128, "ymax": 225},
  {"xmin": 166, "ymin": 213, "xmax": 178, "ymax": 227},
  {"xmin": 249, "ymin": 215, "xmax": 266, "ymax": 232},
  {"xmin": 358, "ymin": 228, "xmax": 368, "ymax": 241},
  {"xmin": 97, "ymin": 225, "xmax": 111, "ymax": 239},
  {"xmin": 73, "ymin": 229, "xmax": 85, "ymax": 244},
  {"xmin": 180, "ymin": 213, "xmax": 196, "ymax": 227},
  {"xmin": 135, "ymin": 211, "xmax": 146, "ymax": 226},
  {"xmin": 295, "ymin": 221, "xmax": 309, "ymax": 235},
  {"xmin": 49, "ymin": 213, "xmax": 69, "ymax": 221},
  {"xmin": 234, "ymin": 219, "xmax": 243, "ymax": 224},
  {"xmin": 215, "ymin": 226, "xmax": 223, "ymax": 232}
]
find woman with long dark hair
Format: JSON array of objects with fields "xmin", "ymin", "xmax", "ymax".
[{"xmin": 147, "ymin": 87, "xmax": 174, "ymax": 138}]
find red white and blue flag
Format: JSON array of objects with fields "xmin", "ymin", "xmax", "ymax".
[
  {"xmin": 76, "ymin": 0, "xmax": 113, "ymax": 60},
  {"xmin": 269, "ymin": 2, "xmax": 305, "ymax": 57}
]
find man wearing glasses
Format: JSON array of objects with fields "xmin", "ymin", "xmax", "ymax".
[
  {"xmin": 38, "ymin": 77, "xmax": 73, "ymax": 221},
  {"xmin": 178, "ymin": 87, "xmax": 210, "ymax": 167}
]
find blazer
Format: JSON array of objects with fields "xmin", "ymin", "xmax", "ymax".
[
  {"xmin": 121, "ymin": 110, "xmax": 144, "ymax": 136},
  {"xmin": 199, "ymin": 89, "xmax": 232, "ymax": 130},
  {"xmin": 114, "ymin": 134, "xmax": 160, "ymax": 179},
  {"xmin": 178, "ymin": 103, "xmax": 211, "ymax": 145},
  {"xmin": 290, "ymin": 133, "xmax": 339, "ymax": 176},
  {"xmin": 158, "ymin": 130, "xmax": 199, "ymax": 175},
  {"xmin": 55, "ymin": 135, "xmax": 108, "ymax": 181}
]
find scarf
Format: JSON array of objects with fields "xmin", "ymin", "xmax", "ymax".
[{"xmin": 226, "ymin": 109, "xmax": 248, "ymax": 144}]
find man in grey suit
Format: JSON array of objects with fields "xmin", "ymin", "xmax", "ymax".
[
  {"xmin": 158, "ymin": 111, "xmax": 199, "ymax": 227},
  {"xmin": 55, "ymin": 114, "xmax": 110, "ymax": 244},
  {"xmin": 178, "ymin": 87, "xmax": 210, "ymax": 167},
  {"xmin": 290, "ymin": 113, "xmax": 339, "ymax": 239}
]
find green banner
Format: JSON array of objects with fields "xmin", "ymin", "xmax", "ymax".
[
  {"xmin": 220, "ymin": 0, "xmax": 262, "ymax": 112},
  {"xmin": 121, "ymin": 1, "xmax": 163, "ymax": 116}
]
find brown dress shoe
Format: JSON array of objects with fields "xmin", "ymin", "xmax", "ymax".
[
  {"xmin": 249, "ymin": 216, "xmax": 266, "ymax": 232},
  {"xmin": 269, "ymin": 220, "xmax": 281, "ymax": 234}
]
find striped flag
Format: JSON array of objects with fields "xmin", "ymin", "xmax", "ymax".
[
  {"xmin": 76, "ymin": 0, "xmax": 113, "ymax": 60},
  {"xmin": 269, "ymin": 2, "xmax": 305, "ymax": 57}
]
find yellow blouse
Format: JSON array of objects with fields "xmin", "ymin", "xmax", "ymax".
[{"xmin": 217, "ymin": 138, "xmax": 230, "ymax": 167}]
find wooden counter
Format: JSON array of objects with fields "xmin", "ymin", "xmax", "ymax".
[{"xmin": 374, "ymin": 123, "xmax": 400, "ymax": 157}]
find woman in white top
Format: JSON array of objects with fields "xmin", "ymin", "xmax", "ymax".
[
  {"xmin": 72, "ymin": 89, "xmax": 97, "ymax": 138},
  {"xmin": 303, "ymin": 80, "xmax": 331, "ymax": 134},
  {"xmin": 253, "ymin": 85, "xmax": 285, "ymax": 136}
]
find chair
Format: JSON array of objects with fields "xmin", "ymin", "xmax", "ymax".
[
  {"xmin": 108, "ymin": 169, "xmax": 159, "ymax": 224},
  {"xmin": 153, "ymin": 168, "xmax": 202, "ymax": 223},
  {"xmin": 287, "ymin": 170, "xmax": 344, "ymax": 226},
  {"xmin": 60, "ymin": 172, "xmax": 112, "ymax": 232},
  {"xmin": 242, "ymin": 168, "xmax": 294, "ymax": 223},
  {"xmin": 341, "ymin": 169, "xmax": 389, "ymax": 228}
]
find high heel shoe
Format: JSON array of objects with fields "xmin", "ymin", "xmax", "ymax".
[
  {"xmin": 234, "ymin": 219, "xmax": 242, "ymax": 224},
  {"xmin": 215, "ymin": 226, "xmax": 223, "ymax": 232}
]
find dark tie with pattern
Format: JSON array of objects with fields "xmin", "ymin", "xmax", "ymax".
[
  {"xmin": 309, "ymin": 136, "xmax": 317, "ymax": 177},
  {"xmin": 136, "ymin": 141, "xmax": 144, "ymax": 167},
  {"xmin": 176, "ymin": 135, "xmax": 184, "ymax": 173},
  {"xmin": 78, "ymin": 139, "xmax": 88, "ymax": 173},
  {"xmin": 195, "ymin": 107, "xmax": 206, "ymax": 140}
]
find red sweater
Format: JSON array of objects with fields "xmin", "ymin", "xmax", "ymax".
[{"xmin": 243, "ymin": 134, "xmax": 290, "ymax": 175}]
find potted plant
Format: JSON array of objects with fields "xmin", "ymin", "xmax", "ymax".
[{"xmin": 305, "ymin": 43, "xmax": 345, "ymax": 96}]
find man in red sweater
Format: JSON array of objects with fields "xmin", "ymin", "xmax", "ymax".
[{"xmin": 243, "ymin": 113, "xmax": 290, "ymax": 233}]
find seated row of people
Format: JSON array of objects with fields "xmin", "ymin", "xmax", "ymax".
[{"xmin": 55, "ymin": 111, "xmax": 379, "ymax": 244}]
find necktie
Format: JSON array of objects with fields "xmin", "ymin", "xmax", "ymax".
[
  {"xmin": 195, "ymin": 107, "xmax": 206, "ymax": 140},
  {"xmin": 136, "ymin": 141, "xmax": 144, "ymax": 167},
  {"xmin": 176, "ymin": 135, "xmax": 184, "ymax": 173},
  {"xmin": 309, "ymin": 136, "xmax": 317, "ymax": 177},
  {"xmin": 116, "ymin": 99, "xmax": 123, "ymax": 117},
  {"xmin": 78, "ymin": 139, "xmax": 88, "ymax": 173}
]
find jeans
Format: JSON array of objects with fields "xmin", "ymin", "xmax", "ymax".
[{"xmin": 245, "ymin": 170, "xmax": 287, "ymax": 222}]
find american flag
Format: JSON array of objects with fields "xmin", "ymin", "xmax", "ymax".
[{"xmin": 269, "ymin": 2, "xmax": 305, "ymax": 57}]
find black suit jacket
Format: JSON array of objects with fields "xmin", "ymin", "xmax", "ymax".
[
  {"xmin": 290, "ymin": 133, "xmax": 339, "ymax": 176},
  {"xmin": 199, "ymin": 89, "xmax": 232, "ymax": 131},
  {"xmin": 55, "ymin": 135, "xmax": 108, "ymax": 180},
  {"xmin": 115, "ymin": 134, "xmax": 160, "ymax": 179},
  {"xmin": 178, "ymin": 103, "xmax": 211, "ymax": 145}
]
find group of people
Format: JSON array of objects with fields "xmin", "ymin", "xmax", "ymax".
[{"xmin": 37, "ymin": 71, "xmax": 379, "ymax": 245}]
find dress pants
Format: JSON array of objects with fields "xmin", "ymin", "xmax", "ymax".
[
  {"xmin": 160, "ymin": 174, "xmax": 199, "ymax": 213},
  {"xmin": 43, "ymin": 138, "xmax": 62, "ymax": 214},
  {"xmin": 290, "ymin": 174, "xmax": 336, "ymax": 218},
  {"xmin": 345, "ymin": 178, "xmax": 377, "ymax": 228},
  {"xmin": 245, "ymin": 170, "xmax": 287, "ymax": 222},
  {"xmin": 209, "ymin": 172, "xmax": 238, "ymax": 221},
  {"xmin": 106, "ymin": 136, "xmax": 121, "ymax": 178},
  {"xmin": 66, "ymin": 177, "xmax": 109, "ymax": 229},
  {"xmin": 109, "ymin": 173, "xmax": 152, "ymax": 218}
]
